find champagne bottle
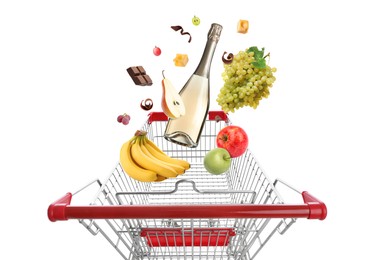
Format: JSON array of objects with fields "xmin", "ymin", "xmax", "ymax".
[{"xmin": 164, "ymin": 23, "xmax": 223, "ymax": 148}]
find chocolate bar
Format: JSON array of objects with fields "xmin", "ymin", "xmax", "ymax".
[{"xmin": 127, "ymin": 66, "xmax": 153, "ymax": 86}]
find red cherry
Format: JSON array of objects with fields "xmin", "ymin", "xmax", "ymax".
[
  {"xmin": 117, "ymin": 113, "xmax": 130, "ymax": 124},
  {"xmin": 153, "ymin": 46, "xmax": 161, "ymax": 56},
  {"xmin": 117, "ymin": 115, "xmax": 124, "ymax": 123},
  {"xmin": 121, "ymin": 116, "xmax": 130, "ymax": 125}
]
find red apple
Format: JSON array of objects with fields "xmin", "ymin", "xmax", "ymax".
[{"xmin": 216, "ymin": 125, "xmax": 248, "ymax": 158}]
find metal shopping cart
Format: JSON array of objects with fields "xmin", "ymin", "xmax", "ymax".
[{"xmin": 48, "ymin": 111, "xmax": 327, "ymax": 260}]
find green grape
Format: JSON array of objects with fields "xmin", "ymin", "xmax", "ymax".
[{"xmin": 217, "ymin": 49, "xmax": 276, "ymax": 113}]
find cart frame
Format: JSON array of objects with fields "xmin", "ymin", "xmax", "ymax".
[{"xmin": 48, "ymin": 111, "xmax": 327, "ymax": 260}]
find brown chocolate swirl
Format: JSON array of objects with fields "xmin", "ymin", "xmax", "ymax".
[{"xmin": 171, "ymin": 25, "xmax": 192, "ymax": 43}]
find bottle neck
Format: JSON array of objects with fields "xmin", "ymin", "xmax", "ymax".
[{"xmin": 194, "ymin": 39, "xmax": 218, "ymax": 78}]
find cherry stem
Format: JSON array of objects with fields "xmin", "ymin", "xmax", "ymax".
[{"xmin": 162, "ymin": 70, "xmax": 165, "ymax": 79}]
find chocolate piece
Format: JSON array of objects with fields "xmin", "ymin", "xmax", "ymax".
[
  {"xmin": 140, "ymin": 98, "xmax": 153, "ymax": 111},
  {"xmin": 222, "ymin": 52, "xmax": 234, "ymax": 64},
  {"xmin": 137, "ymin": 66, "xmax": 146, "ymax": 75},
  {"xmin": 133, "ymin": 75, "xmax": 147, "ymax": 86},
  {"xmin": 127, "ymin": 67, "xmax": 140, "ymax": 77},
  {"xmin": 142, "ymin": 74, "xmax": 153, "ymax": 85},
  {"xmin": 171, "ymin": 25, "xmax": 192, "ymax": 43},
  {"xmin": 127, "ymin": 66, "xmax": 152, "ymax": 86}
]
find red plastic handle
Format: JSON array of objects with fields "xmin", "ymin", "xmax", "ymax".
[
  {"xmin": 48, "ymin": 193, "xmax": 72, "ymax": 222},
  {"xmin": 48, "ymin": 193, "xmax": 326, "ymax": 221},
  {"xmin": 302, "ymin": 191, "xmax": 327, "ymax": 220}
]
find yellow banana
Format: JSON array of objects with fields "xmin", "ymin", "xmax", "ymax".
[
  {"xmin": 139, "ymin": 137, "xmax": 185, "ymax": 175},
  {"xmin": 119, "ymin": 137, "xmax": 158, "ymax": 182},
  {"xmin": 130, "ymin": 137, "xmax": 179, "ymax": 178},
  {"xmin": 142, "ymin": 136, "xmax": 190, "ymax": 170},
  {"xmin": 140, "ymin": 137, "xmax": 187, "ymax": 174},
  {"xmin": 155, "ymin": 175, "xmax": 167, "ymax": 182}
]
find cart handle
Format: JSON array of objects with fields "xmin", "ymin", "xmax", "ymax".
[
  {"xmin": 48, "ymin": 180, "xmax": 327, "ymax": 222},
  {"xmin": 273, "ymin": 179, "xmax": 327, "ymax": 220},
  {"xmin": 48, "ymin": 179, "xmax": 101, "ymax": 222}
]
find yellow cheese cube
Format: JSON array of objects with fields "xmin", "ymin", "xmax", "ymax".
[
  {"xmin": 173, "ymin": 54, "xmax": 189, "ymax": 67},
  {"xmin": 237, "ymin": 19, "xmax": 249, "ymax": 34}
]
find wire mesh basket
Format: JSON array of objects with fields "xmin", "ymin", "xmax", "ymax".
[{"xmin": 48, "ymin": 111, "xmax": 327, "ymax": 260}]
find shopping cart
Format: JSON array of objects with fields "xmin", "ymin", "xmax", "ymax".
[{"xmin": 48, "ymin": 111, "xmax": 327, "ymax": 260}]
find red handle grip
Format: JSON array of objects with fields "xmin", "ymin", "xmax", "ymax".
[
  {"xmin": 48, "ymin": 193, "xmax": 72, "ymax": 222},
  {"xmin": 302, "ymin": 191, "xmax": 327, "ymax": 220},
  {"xmin": 48, "ymin": 191, "xmax": 326, "ymax": 221}
]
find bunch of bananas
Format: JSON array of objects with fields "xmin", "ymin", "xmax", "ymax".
[{"xmin": 120, "ymin": 130, "xmax": 190, "ymax": 182}]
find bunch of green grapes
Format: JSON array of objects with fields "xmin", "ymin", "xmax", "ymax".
[{"xmin": 217, "ymin": 48, "xmax": 276, "ymax": 113}]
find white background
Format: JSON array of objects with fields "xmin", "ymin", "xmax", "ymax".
[{"xmin": 1, "ymin": 0, "xmax": 372, "ymax": 259}]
